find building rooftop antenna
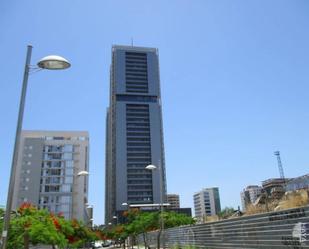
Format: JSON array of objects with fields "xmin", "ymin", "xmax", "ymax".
[{"xmin": 274, "ymin": 151, "xmax": 285, "ymax": 179}]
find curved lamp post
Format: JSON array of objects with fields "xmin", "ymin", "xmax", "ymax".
[
  {"xmin": 1, "ymin": 45, "xmax": 70, "ymax": 249},
  {"xmin": 145, "ymin": 163, "xmax": 165, "ymax": 249},
  {"xmin": 87, "ymin": 207, "xmax": 94, "ymax": 228},
  {"xmin": 75, "ymin": 170, "xmax": 89, "ymax": 224}
]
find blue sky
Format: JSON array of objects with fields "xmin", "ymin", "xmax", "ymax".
[{"xmin": 1, "ymin": 0, "xmax": 309, "ymax": 224}]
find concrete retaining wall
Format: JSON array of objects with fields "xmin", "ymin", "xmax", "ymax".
[{"xmin": 141, "ymin": 206, "xmax": 309, "ymax": 249}]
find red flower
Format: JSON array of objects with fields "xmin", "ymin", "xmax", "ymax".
[
  {"xmin": 18, "ymin": 202, "xmax": 36, "ymax": 215},
  {"xmin": 24, "ymin": 221, "xmax": 31, "ymax": 228},
  {"xmin": 67, "ymin": 235, "xmax": 78, "ymax": 243},
  {"xmin": 71, "ymin": 219, "xmax": 79, "ymax": 228},
  {"xmin": 53, "ymin": 218, "xmax": 61, "ymax": 230}
]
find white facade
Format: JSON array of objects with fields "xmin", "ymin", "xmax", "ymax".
[
  {"xmin": 240, "ymin": 185, "xmax": 262, "ymax": 211},
  {"xmin": 193, "ymin": 188, "xmax": 221, "ymax": 222},
  {"xmin": 12, "ymin": 131, "xmax": 90, "ymax": 223}
]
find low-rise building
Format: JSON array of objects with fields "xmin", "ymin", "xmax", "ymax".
[
  {"xmin": 286, "ymin": 174, "xmax": 309, "ymax": 192},
  {"xmin": 167, "ymin": 194, "xmax": 180, "ymax": 208},
  {"xmin": 262, "ymin": 178, "xmax": 290, "ymax": 199},
  {"xmin": 193, "ymin": 187, "xmax": 221, "ymax": 222},
  {"xmin": 240, "ymin": 185, "xmax": 262, "ymax": 211}
]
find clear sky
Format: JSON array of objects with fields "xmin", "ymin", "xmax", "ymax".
[{"xmin": 1, "ymin": 0, "xmax": 309, "ymax": 225}]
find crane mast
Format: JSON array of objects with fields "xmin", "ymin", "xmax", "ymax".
[{"xmin": 274, "ymin": 151, "xmax": 285, "ymax": 179}]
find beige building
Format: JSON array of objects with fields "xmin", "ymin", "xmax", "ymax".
[
  {"xmin": 167, "ymin": 194, "xmax": 180, "ymax": 208},
  {"xmin": 12, "ymin": 130, "xmax": 91, "ymax": 223}
]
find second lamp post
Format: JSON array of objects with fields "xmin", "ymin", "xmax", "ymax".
[{"xmin": 146, "ymin": 163, "xmax": 165, "ymax": 249}]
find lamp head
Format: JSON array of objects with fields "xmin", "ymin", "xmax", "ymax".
[
  {"xmin": 145, "ymin": 164, "xmax": 157, "ymax": 170},
  {"xmin": 37, "ymin": 55, "xmax": 71, "ymax": 70},
  {"xmin": 77, "ymin": 170, "xmax": 89, "ymax": 177}
]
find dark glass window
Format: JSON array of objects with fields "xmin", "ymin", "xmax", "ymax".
[{"xmin": 116, "ymin": 94, "xmax": 157, "ymax": 103}]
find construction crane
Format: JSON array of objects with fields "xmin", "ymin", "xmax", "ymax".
[{"xmin": 274, "ymin": 151, "xmax": 285, "ymax": 179}]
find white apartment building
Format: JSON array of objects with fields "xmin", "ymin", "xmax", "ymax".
[
  {"xmin": 12, "ymin": 131, "xmax": 91, "ymax": 223},
  {"xmin": 193, "ymin": 187, "xmax": 221, "ymax": 222},
  {"xmin": 240, "ymin": 185, "xmax": 262, "ymax": 211}
]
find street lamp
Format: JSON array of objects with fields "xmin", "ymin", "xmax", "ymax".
[
  {"xmin": 74, "ymin": 170, "xmax": 89, "ymax": 223},
  {"xmin": 37, "ymin": 55, "xmax": 70, "ymax": 70},
  {"xmin": 145, "ymin": 163, "xmax": 165, "ymax": 249},
  {"xmin": 86, "ymin": 204, "xmax": 93, "ymax": 227},
  {"xmin": 1, "ymin": 45, "xmax": 70, "ymax": 249},
  {"xmin": 77, "ymin": 170, "xmax": 89, "ymax": 177},
  {"xmin": 113, "ymin": 215, "xmax": 118, "ymax": 225}
]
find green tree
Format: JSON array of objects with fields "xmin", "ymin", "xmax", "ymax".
[
  {"xmin": 0, "ymin": 208, "xmax": 4, "ymax": 218},
  {"xmin": 3, "ymin": 203, "xmax": 97, "ymax": 249},
  {"xmin": 65, "ymin": 219, "xmax": 97, "ymax": 248},
  {"xmin": 7, "ymin": 203, "xmax": 70, "ymax": 249},
  {"xmin": 126, "ymin": 211, "xmax": 157, "ymax": 249},
  {"xmin": 124, "ymin": 210, "xmax": 195, "ymax": 249},
  {"xmin": 0, "ymin": 208, "xmax": 4, "ymax": 236},
  {"xmin": 156, "ymin": 211, "xmax": 195, "ymax": 249},
  {"xmin": 164, "ymin": 211, "xmax": 195, "ymax": 228},
  {"xmin": 218, "ymin": 207, "xmax": 235, "ymax": 219}
]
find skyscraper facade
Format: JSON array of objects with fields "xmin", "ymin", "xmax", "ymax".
[
  {"xmin": 12, "ymin": 131, "xmax": 91, "ymax": 223},
  {"xmin": 105, "ymin": 45, "xmax": 166, "ymax": 223},
  {"xmin": 193, "ymin": 188, "xmax": 221, "ymax": 222}
]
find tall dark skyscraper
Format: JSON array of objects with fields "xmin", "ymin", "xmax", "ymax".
[{"xmin": 105, "ymin": 45, "xmax": 167, "ymax": 223}]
